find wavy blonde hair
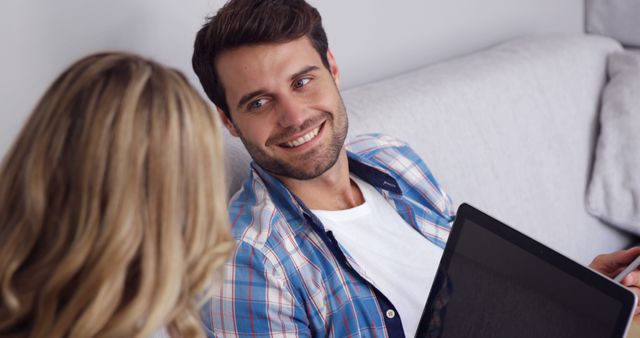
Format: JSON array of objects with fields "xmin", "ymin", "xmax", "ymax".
[{"xmin": 0, "ymin": 53, "xmax": 234, "ymax": 338}]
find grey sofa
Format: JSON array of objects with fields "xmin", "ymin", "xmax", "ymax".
[{"xmin": 222, "ymin": 34, "xmax": 636, "ymax": 265}]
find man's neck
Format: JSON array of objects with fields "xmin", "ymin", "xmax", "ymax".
[{"xmin": 275, "ymin": 150, "xmax": 364, "ymax": 211}]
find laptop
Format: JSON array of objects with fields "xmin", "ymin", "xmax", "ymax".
[{"xmin": 415, "ymin": 203, "xmax": 636, "ymax": 338}]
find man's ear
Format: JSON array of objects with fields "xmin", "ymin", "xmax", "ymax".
[
  {"xmin": 327, "ymin": 49, "xmax": 340, "ymax": 89},
  {"xmin": 217, "ymin": 107, "xmax": 239, "ymax": 137}
]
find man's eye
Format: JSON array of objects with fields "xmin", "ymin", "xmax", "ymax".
[
  {"xmin": 248, "ymin": 98, "xmax": 267, "ymax": 110},
  {"xmin": 293, "ymin": 78, "xmax": 311, "ymax": 89}
]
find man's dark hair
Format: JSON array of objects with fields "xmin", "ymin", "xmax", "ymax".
[{"xmin": 192, "ymin": 0, "xmax": 330, "ymax": 118}]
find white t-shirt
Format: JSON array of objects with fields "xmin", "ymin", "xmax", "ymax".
[{"xmin": 312, "ymin": 176, "xmax": 443, "ymax": 337}]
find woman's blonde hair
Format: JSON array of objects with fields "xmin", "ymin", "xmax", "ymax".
[{"xmin": 0, "ymin": 52, "xmax": 234, "ymax": 338}]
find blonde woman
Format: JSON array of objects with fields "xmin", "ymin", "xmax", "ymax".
[{"xmin": 0, "ymin": 53, "xmax": 234, "ymax": 338}]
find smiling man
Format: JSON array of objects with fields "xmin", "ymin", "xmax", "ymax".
[
  {"xmin": 193, "ymin": 1, "xmax": 453, "ymax": 336},
  {"xmin": 192, "ymin": 0, "xmax": 640, "ymax": 337}
]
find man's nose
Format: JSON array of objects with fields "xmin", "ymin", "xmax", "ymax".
[{"xmin": 276, "ymin": 95, "xmax": 306, "ymax": 128}]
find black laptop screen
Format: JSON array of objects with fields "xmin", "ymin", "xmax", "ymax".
[{"xmin": 417, "ymin": 205, "xmax": 633, "ymax": 338}]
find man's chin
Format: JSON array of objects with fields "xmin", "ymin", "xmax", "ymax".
[
  {"xmin": 271, "ymin": 145, "xmax": 344, "ymax": 180},
  {"xmin": 266, "ymin": 163, "xmax": 331, "ymax": 181}
]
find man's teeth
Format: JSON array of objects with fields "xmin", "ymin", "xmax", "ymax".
[{"xmin": 285, "ymin": 127, "xmax": 320, "ymax": 148}]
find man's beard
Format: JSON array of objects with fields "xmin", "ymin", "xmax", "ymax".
[{"xmin": 236, "ymin": 102, "xmax": 348, "ymax": 180}]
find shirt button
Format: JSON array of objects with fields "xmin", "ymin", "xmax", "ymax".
[{"xmin": 386, "ymin": 309, "xmax": 396, "ymax": 319}]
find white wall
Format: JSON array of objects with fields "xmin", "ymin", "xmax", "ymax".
[{"xmin": 0, "ymin": 0, "xmax": 584, "ymax": 157}]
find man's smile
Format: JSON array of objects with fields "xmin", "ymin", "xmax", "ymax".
[
  {"xmin": 270, "ymin": 119, "xmax": 326, "ymax": 150},
  {"xmin": 281, "ymin": 123, "xmax": 323, "ymax": 148}
]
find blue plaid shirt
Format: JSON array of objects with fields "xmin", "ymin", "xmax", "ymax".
[{"xmin": 202, "ymin": 134, "xmax": 455, "ymax": 337}]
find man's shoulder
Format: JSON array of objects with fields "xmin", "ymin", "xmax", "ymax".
[
  {"xmin": 346, "ymin": 133, "xmax": 409, "ymax": 155},
  {"xmin": 227, "ymin": 170, "xmax": 306, "ymax": 252},
  {"xmin": 227, "ymin": 172, "xmax": 284, "ymax": 248}
]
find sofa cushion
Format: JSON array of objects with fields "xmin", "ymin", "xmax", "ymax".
[
  {"xmin": 586, "ymin": 0, "xmax": 640, "ymax": 47},
  {"xmin": 587, "ymin": 51, "xmax": 640, "ymax": 233}
]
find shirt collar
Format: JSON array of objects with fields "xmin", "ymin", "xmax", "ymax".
[{"xmin": 346, "ymin": 150, "xmax": 403, "ymax": 195}]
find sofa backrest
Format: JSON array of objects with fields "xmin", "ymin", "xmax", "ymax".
[{"xmin": 222, "ymin": 34, "xmax": 632, "ymax": 263}]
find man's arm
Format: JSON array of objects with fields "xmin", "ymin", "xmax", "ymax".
[{"xmin": 201, "ymin": 241, "xmax": 311, "ymax": 337}]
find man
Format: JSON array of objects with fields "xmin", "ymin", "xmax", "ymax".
[{"xmin": 192, "ymin": 0, "xmax": 640, "ymax": 336}]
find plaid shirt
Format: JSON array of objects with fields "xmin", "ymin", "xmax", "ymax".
[{"xmin": 202, "ymin": 134, "xmax": 455, "ymax": 338}]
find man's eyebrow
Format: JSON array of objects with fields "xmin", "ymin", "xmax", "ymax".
[
  {"xmin": 290, "ymin": 65, "xmax": 320, "ymax": 81},
  {"xmin": 237, "ymin": 89, "xmax": 267, "ymax": 110}
]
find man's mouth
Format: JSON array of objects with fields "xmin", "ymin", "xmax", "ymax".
[{"xmin": 281, "ymin": 124, "xmax": 322, "ymax": 148}]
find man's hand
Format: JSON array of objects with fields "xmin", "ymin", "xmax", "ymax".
[{"xmin": 590, "ymin": 247, "xmax": 640, "ymax": 315}]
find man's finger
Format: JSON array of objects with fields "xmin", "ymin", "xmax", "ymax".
[
  {"xmin": 591, "ymin": 247, "xmax": 640, "ymax": 274},
  {"xmin": 623, "ymin": 271, "xmax": 640, "ymax": 287},
  {"xmin": 613, "ymin": 247, "xmax": 640, "ymax": 267}
]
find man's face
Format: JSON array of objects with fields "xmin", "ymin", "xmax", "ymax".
[{"xmin": 215, "ymin": 37, "xmax": 348, "ymax": 180}]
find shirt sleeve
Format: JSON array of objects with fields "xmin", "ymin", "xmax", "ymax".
[
  {"xmin": 201, "ymin": 240, "xmax": 311, "ymax": 338},
  {"xmin": 396, "ymin": 140, "xmax": 456, "ymax": 224}
]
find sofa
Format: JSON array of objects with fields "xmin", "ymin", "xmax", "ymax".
[{"xmin": 222, "ymin": 34, "xmax": 636, "ymax": 266}]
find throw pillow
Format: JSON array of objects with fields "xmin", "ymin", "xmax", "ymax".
[{"xmin": 587, "ymin": 50, "xmax": 640, "ymax": 233}]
